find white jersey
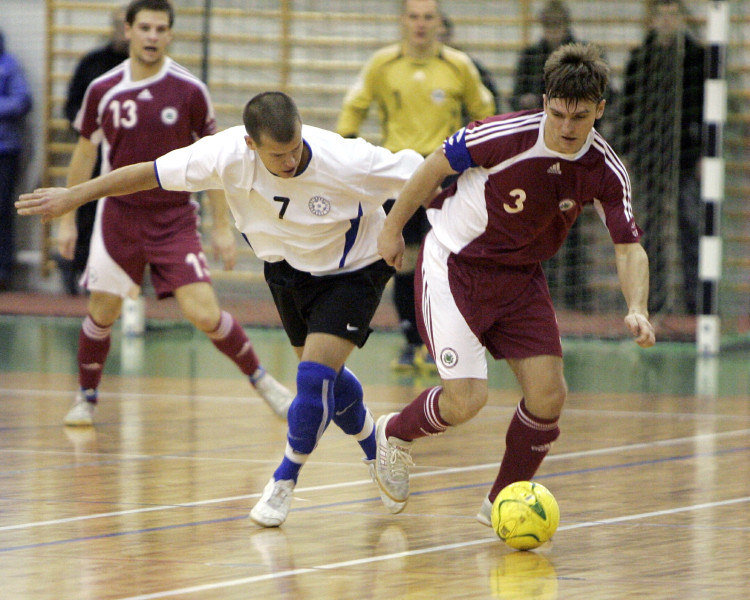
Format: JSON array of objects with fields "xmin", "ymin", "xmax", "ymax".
[{"xmin": 156, "ymin": 124, "xmax": 423, "ymax": 275}]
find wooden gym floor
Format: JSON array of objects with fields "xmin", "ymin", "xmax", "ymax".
[{"xmin": 0, "ymin": 314, "xmax": 749, "ymax": 599}]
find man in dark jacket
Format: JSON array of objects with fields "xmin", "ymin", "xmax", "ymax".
[
  {"xmin": 0, "ymin": 30, "xmax": 32, "ymax": 290},
  {"xmin": 620, "ymin": 0, "xmax": 705, "ymax": 314}
]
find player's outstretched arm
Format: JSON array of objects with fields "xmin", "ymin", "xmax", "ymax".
[
  {"xmin": 614, "ymin": 242, "xmax": 655, "ymax": 348},
  {"xmin": 16, "ymin": 162, "xmax": 159, "ymax": 223}
]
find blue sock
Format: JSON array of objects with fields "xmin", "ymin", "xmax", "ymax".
[
  {"xmin": 273, "ymin": 444, "xmax": 307, "ymax": 484},
  {"xmin": 273, "ymin": 361, "xmax": 336, "ymax": 482},
  {"xmin": 332, "ymin": 367, "xmax": 376, "ymax": 460}
]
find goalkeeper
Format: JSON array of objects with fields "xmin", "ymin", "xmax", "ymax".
[{"xmin": 373, "ymin": 43, "xmax": 655, "ymax": 521}]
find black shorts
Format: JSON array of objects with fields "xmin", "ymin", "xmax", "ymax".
[{"xmin": 264, "ymin": 259, "xmax": 395, "ymax": 348}]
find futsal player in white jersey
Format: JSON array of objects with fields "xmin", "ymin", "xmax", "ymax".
[
  {"xmin": 17, "ymin": 91, "xmax": 424, "ymax": 527},
  {"xmin": 51, "ymin": 0, "xmax": 293, "ymax": 426},
  {"xmin": 375, "ymin": 43, "xmax": 656, "ymax": 521}
]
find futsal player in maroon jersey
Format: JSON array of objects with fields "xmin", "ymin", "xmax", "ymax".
[
  {"xmin": 374, "ymin": 43, "xmax": 656, "ymax": 521},
  {"xmin": 57, "ymin": 0, "xmax": 292, "ymax": 426}
]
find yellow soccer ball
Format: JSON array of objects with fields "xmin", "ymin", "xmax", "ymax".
[{"xmin": 491, "ymin": 481, "xmax": 560, "ymax": 550}]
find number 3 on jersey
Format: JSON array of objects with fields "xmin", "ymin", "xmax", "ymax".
[
  {"xmin": 108, "ymin": 99, "xmax": 138, "ymax": 129},
  {"xmin": 504, "ymin": 188, "xmax": 527, "ymax": 214}
]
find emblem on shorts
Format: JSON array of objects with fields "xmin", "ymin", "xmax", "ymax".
[
  {"xmin": 439, "ymin": 347, "xmax": 458, "ymax": 368},
  {"xmin": 161, "ymin": 107, "xmax": 178, "ymax": 125},
  {"xmin": 431, "ymin": 88, "xmax": 446, "ymax": 104},
  {"xmin": 558, "ymin": 199, "xmax": 576, "ymax": 212},
  {"xmin": 308, "ymin": 196, "xmax": 331, "ymax": 216}
]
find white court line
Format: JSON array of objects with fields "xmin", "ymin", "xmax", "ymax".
[
  {"xmin": 116, "ymin": 495, "xmax": 750, "ymax": 600},
  {"xmin": 1, "ymin": 427, "xmax": 748, "ymax": 533}
]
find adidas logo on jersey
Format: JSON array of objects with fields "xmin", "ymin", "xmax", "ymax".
[
  {"xmin": 137, "ymin": 88, "xmax": 153, "ymax": 101},
  {"xmin": 547, "ymin": 162, "xmax": 562, "ymax": 175}
]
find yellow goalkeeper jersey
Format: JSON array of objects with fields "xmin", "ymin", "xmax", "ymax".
[{"xmin": 337, "ymin": 43, "xmax": 495, "ymax": 157}]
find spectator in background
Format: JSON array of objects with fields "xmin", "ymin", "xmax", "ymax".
[
  {"xmin": 620, "ymin": 0, "xmax": 704, "ymax": 314},
  {"xmin": 337, "ymin": 0, "xmax": 494, "ymax": 372},
  {"xmin": 0, "ymin": 30, "xmax": 32, "ymax": 291},
  {"xmin": 510, "ymin": 0, "xmax": 606, "ymax": 310},
  {"xmin": 58, "ymin": 5, "xmax": 129, "ymax": 295},
  {"xmin": 438, "ymin": 13, "xmax": 502, "ymax": 114}
]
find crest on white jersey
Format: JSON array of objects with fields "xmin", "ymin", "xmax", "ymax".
[
  {"xmin": 161, "ymin": 107, "xmax": 178, "ymax": 125},
  {"xmin": 308, "ymin": 196, "xmax": 331, "ymax": 216}
]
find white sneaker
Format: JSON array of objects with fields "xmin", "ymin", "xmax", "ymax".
[
  {"xmin": 365, "ymin": 459, "xmax": 406, "ymax": 514},
  {"xmin": 374, "ymin": 413, "xmax": 414, "ymax": 506},
  {"xmin": 252, "ymin": 371, "xmax": 293, "ymax": 419},
  {"xmin": 64, "ymin": 391, "xmax": 96, "ymax": 426},
  {"xmin": 476, "ymin": 496, "xmax": 493, "ymax": 527},
  {"xmin": 250, "ymin": 478, "xmax": 295, "ymax": 527}
]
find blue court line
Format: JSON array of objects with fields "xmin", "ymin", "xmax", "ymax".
[{"xmin": 1, "ymin": 443, "xmax": 748, "ymax": 554}]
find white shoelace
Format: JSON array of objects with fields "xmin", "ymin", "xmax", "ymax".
[{"xmin": 388, "ymin": 445, "xmax": 414, "ymax": 480}]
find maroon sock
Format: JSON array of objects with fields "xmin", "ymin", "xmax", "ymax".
[
  {"xmin": 77, "ymin": 315, "xmax": 112, "ymax": 392},
  {"xmin": 386, "ymin": 386, "xmax": 448, "ymax": 441},
  {"xmin": 489, "ymin": 398, "xmax": 560, "ymax": 502},
  {"xmin": 206, "ymin": 311, "xmax": 260, "ymax": 376}
]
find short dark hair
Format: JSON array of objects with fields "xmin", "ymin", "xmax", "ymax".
[
  {"xmin": 126, "ymin": 0, "xmax": 175, "ymax": 28},
  {"xmin": 243, "ymin": 91, "xmax": 302, "ymax": 145},
  {"xmin": 544, "ymin": 43, "xmax": 609, "ymax": 104}
]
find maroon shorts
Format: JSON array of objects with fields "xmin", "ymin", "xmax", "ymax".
[
  {"xmin": 416, "ymin": 238, "xmax": 562, "ymax": 364},
  {"xmin": 87, "ymin": 198, "xmax": 211, "ymax": 299}
]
